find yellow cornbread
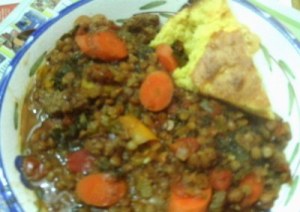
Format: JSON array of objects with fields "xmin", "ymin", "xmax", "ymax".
[{"xmin": 151, "ymin": 0, "xmax": 275, "ymax": 119}]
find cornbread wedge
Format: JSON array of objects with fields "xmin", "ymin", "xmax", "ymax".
[{"xmin": 151, "ymin": 0, "xmax": 275, "ymax": 119}]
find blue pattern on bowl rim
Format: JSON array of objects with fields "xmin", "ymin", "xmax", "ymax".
[{"xmin": 0, "ymin": 0, "xmax": 299, "ymax": 211}]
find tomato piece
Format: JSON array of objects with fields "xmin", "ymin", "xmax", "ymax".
[
  {"xmin": 67, "ymin": 149, "xmax": 94, "ymax": 173},
  {"xmin": 210, "ymin": 169, "xmax": 233, "ymax": 191},
  {"xmin": 22, "ymin": 156, "xmax": 48, "ymax": 181},
  {"xmin": 240, "ymin": 173, "xmax": 264, "ymax": 207},
  {"xmin": 170, "ymin": 137, "xmax": 200, "ymax": 161}
]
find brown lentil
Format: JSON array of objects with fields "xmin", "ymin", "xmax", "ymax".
[{"xmin": 18, "ymin": 13, "xmax": 292, "ymax": 212}]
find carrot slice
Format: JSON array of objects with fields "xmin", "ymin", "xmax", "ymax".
[
  {"xmin": 210, "ymin": 169, "xmax": 233, "ymax": 191},
  {"xmin": 76, "ymin": 173, "xmax": 127, "ymax": 207},
  {"xmin": 92, "ymin": 31, "xmax": 128, "ymax": 61},
  {"xmin": 75, "ymin": 34, "xmax": 95, "ymax": 56},
  {"xmin": 240, "ymin": 173, "xmax": 264, "ymax": 207},
  {"xmin": 156, "ymin": 44, "xmax": 178, "ymax": 73},
  {"xmin": 168, "ymin": 183, "xmax": 212, "ymax": 212},
  {"xmin": 139, "ymin": 71, "xmax": 174, "ymax": 112},
  {"xmin": 75, "ymin": 31, "xmax": 128, "ymax": 61}
]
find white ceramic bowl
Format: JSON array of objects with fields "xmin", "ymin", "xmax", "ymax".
[{"xmin": 0, "ymin": 0, "xmax": 300, "ymax": 211}]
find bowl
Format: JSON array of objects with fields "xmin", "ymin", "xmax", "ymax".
[{"xmin": 0, "ymin": 0, "xmax": 300, "ymax": 211}]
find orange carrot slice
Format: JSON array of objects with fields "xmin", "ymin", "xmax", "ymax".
[
  {"xmin": 92, "ymin": 31, "xmax": 128, "ymax": 61},
  {"xmin": 168, "ymin": 183, "xmax": 212, "ymax": 212},
  {"xmin": 156, "ymin": 44, "xmax": 178, "ymax": 73},
  {"xmin": 76, "ymin": 173, "xmax": 127, "ymax": 207},
  {"xmin": 75, "ymin": 31, "xmax": 128, "ymax": 61},
  {"xmin": 139, "ymin": 71, "xmax": 174, "ymax": 112},
  {"xmin": 75, "ymin": 34, "xmax": 95, "ymax": 56}
]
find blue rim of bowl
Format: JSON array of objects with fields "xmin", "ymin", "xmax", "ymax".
[{"xmin": 0, "ymin": 0, "xmax": 299, "ymax": 211}]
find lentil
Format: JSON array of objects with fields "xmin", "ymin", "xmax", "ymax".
[{"xmin": 18, "ymin": 14, "xmax": 292, "ymax": 212}]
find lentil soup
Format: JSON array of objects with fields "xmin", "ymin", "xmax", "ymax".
[{"xmin": 18, "ymin": 14, "xmax": 291, "ymax": 212}]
